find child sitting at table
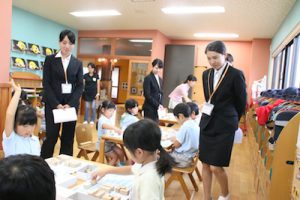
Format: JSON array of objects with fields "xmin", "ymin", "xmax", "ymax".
[
  {"xmin": 92, "ymin": 119, "xmax": 175, "ymax": 199},
  {"xmin": 97, "ymin": 100, "xmax": 125, "ymax": 166},
  {"xmin": 3, "ymin": 80, "xmax": 40, "ymax": 157},
  {"xmin": 120, "ymin": 98, "xmax": 139, "ymax": 131},
  {"xmin": 187, "ymin": 101, "xmax": 201, "ymax": 125},
  {"xmin": 169, "ymin": 103, "xmax": 200, "ymax": 168}
]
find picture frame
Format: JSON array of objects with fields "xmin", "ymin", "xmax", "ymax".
[
  {"xmin": 42, "ymin": 46, "xmax": 54, "ymax": 56},
  {"xmin": 11, "ymin": 40, "xmax": 27, "ymax": 52},
  {"xmin": 11, "ymin": 57, "xmax": 26, "ymax": 69},
  {"xmin": 27, "ymin": 59, "xmax": 40, "ymax": 70},
  {"xmin": 27, "ymin": 43, "xmax": 41, "ymax": 55}
]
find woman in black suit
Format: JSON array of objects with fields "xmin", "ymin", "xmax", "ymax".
[
  {"xmin": 142, "ymin": 58, "xmax": 164, "ymax": 122},
  {"xmin": 200, "ymin": 41, "xmax": 246, "ymax": 200},
  {"xmin": 41, "ymin": 30, "xmax": 83, "ymax": 159}
]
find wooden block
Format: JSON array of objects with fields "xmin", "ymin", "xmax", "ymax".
[
  {"xmin": 101, "ymin": 184, "xmax": 114, "ymax": 192},
  {"xmin": 93, "ymin": 189, "xmax": 105, "ymax": 198},
  {"xmin": 119, "ymin": 188, "xmax": 130, "ymax": 195},
  {"xmin": 102, "ymin": 194, "xmax": 113, "ymax": 200}
]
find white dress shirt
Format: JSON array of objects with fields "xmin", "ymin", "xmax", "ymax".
[
  {"xmin": 213, "ymin": 63, "xmax": 227, "ymax": 89},
  {"xmin": 55, "ymin": 51, "xmax": 71, "ymax": 72},
  {"xmin": 154, "ymin": 74, "xmax": 160, "ymax": 88}
]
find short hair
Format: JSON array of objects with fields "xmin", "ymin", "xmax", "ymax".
[
  {"xmin": 226, "ymin": 53, "xmax": 234, "ymax": 63},
  {"xmin": 125, "ymin": 99, "xmax": 139, "ymax": 114},
  {"xmin": 152, "ymin": 58, "xmax": 164, "ymax": 68},
  {"xmin": 14, "ymin": 105, "xmax": 37, "ymax": 129},
  {"xmin": 184, "ymin": 74, "xmax": 197, "ymax": 83},
  {"xmin": 205, "ymin": 40, "xmax": 227, "ymax": 55},
  {"xmin": 0, "ymin": 154, "xmax": 56, "ymax": 200},
  {"xmin": 101, "ymin": 100, "xmax": 116, "ymax": 110},
  {"xmin": 187, "ymin": 102, "xmax": 199, "ymax": 116},
  {"xmin": 123, "ymin": 119, "xmax": 175, "ymax": 176},
  {"xmin": 59, "ymin": 29, "xmax": 76, "ymax": 44},
  {"xmin": 87, "ymin": 62, "xmax": 96, "ymax": 69},
  {"xmin": 173, "ymin": 103, "xmax": 191, "ymax": 118}
]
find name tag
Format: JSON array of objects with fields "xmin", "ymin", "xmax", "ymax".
[
  {"xmin": 201, "ymin": 102, "xmax": 214, "ymax": 116},
  {"xmin": 93, "ymin": 78, "xmax": 96, "ymax": 82},
  {"xmin": 61, "ymin": 83, "xmax": 72, "ymax": 94}
]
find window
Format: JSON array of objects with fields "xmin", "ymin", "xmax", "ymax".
[
  {"xmin": 115, "ymin": 38, "xmax": 152, "ymax": 56},
  {"xmin": 79, "ymin": 38, "xmax": 112, "ymax": 55}
]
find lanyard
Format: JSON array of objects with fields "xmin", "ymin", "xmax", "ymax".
[
  {"xmin": 64, "ymin": 69, "xmax": 68, "ymax": 84},
  {"xmin": 207, "ymin": 64, "xmax": 229, "ymax": 102}
]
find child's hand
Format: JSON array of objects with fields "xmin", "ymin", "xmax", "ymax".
[
  {"xmin": 10, "ymin": 79, "xmax": 21, "ymax": 92},
  {"xmin": 115, "ymin": 128, "xmax": 123, "ymax": 135},
  {"xmin": 91, "ymin": 169, "xmax": 107, "ymax": 181}
]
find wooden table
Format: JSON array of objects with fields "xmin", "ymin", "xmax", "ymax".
[{"xmin": 98, "ymin": 127, "xmax": 177, "ymax": 163}]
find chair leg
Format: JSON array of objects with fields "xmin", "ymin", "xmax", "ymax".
[
  {"xmin": 82, "ymin": 150, "xmax": 89, "ymax": 160},
  {"xmin": 177, "ymin": 173, "xmax": 191, "ymax": 200},
  {"xmin": 165, "ymin": 172, "xmax": 177, "ymax": 189},
  {"xmin": 91, "ymin": 151, "xmax": 99, "ymax": 161},
  {"xmin": 120, "ymin": 144, "xmax": 128, "ymax": 160},
  {"xmin": 77, "ymin": 150, "xmax": 83, "ymax": 158},
  {"xmin": 188, "ymin": 173, "xmax": 198, "ymax": 191},
  {"xmin": 195, "ymin": 166, "xmax": 202, "ymax": 181}
]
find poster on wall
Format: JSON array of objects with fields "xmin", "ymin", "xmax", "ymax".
[
  {"xmin": 53, "ymin": 49, "xmax": 59, "ymax": 54},
  {"xmin": 42, "ymin": 46, "xmax": 54, "ymax": 56},
  {"xmin": 27, "ymin": 43, "xmax": 41, "ymax": 55},
  {"xmin": 11, "ymin": 40, "xmax": 28, "ymax": 52},
  {"xmin": 27, "ymin": 59, "xmax": 40, "ymax": 70},
  {"xmin": 11, "ymin": 57, "xmax": 26, "ymax": 69}
]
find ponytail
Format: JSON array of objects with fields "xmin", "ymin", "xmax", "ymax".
[{"xmin": 156, "ymin": 145, "xmax": 176, "ymax": 176}]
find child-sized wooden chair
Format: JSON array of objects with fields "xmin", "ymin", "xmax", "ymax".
[
  {"xmin": 165, "ymin": 156, "xmax": 202, "ymax": 200},
  {"xmin": 75, "ymin": 124, "xmax": 99, "ymax": 161}
]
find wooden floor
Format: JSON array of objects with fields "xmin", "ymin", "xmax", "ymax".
[{"xmin": 53, "ymin": 122, "xmax": 256, "ymax": 200}]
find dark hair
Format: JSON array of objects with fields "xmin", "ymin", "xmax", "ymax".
[
  {"xmin": 125, "ymin": 99, "xmax": 139, "ymax": 114},
  {"xmin": 14, "ymin": 105, "xmax": 37, "ymax": 129},
  {"xmin": 173, "ymin": 103, "xmax": 191, "ymax": 118},
  {"xmin": 152, "ymin": 58, "xmax": 164, "ymax": 68},
  {"xmin": 187, "ymin": 102, "xmax": 199, "ymax": 116},
  {"xmin": 87, "ymin": 62, "xmax": 97, "ymax": 74},
  {"xmin": 205, "ymin": 40, "xmax": 226, "ymax": 55},
  {"xmin": 101, "ymin": 100, "xmax": 116, "ymax": 111},
  {"xmin": 123, "ymin": 119, "xmax": 175, "ymax": 176},
  {"xmin": 226, "ymin": 53, "xmax": 234, "ymax": 63},
  {"xmin": 59, "ymin": 29, "xmax": 76, "ymax": 44},
  {"xmin": 184, "ymin": 74, "xmax": 197, "ymax": 83},
  {"xmin": 0, "ymin": 154, "xmax": 56, "ymax": 200}
]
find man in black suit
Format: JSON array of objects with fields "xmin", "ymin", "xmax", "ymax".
[
  {"xmin": 200, "ymin": 41, "xmax": 246, "ymax": 200},
  {"xmin": 41, "ymin": 30, "xmax": 83, "ymax": 159},
  {"xmin": 142, "ymin": 58, "xmax": 164, "ymax": 122}
]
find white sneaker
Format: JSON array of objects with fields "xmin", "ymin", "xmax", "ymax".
[
  {"xmin": 83, "ymin": 121, "xmax": 88, "ymax": 124},
  {"xmin": 218, "ymin": 194, "xmax": 230, "ymax": 200},
  {"xmin": 90, "ymin": 121, "xmax": 94, "ymax": 125}
]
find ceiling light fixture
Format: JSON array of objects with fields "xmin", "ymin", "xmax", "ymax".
[
  {"xmin": 193, "ymin": 33, "xmax": 239, "ymax": 38},
  {"xmin": 129, "ymin": 39, "xmax": 153, "ymax": 43},
  {"xmin": 70, "ymin": 10, "xmax": 121, "ymax": 17},
  {"xmin": 162, "ymin": 6, "xmax": 225, "ymax": 14}
]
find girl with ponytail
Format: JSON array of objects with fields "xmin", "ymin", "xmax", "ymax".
[{"xmin": 92, "ymin": 119, "xmax": 175, "ymax": 199}]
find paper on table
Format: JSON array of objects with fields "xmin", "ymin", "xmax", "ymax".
[{"xmin": 52, "ymin": 107, "xmax": 77, "ymax": 124}]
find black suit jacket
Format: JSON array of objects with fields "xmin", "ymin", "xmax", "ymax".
[
  {"xmin": 43, "ymin": 54, "xmax": 83, "ymax": 109},
  {"xmin": 200, "ymin": 64, "xmax": 247, "ymax": 133},
  {"xmin": 142, "ymin": 72, "xmax": 163, "ymax": 110}
]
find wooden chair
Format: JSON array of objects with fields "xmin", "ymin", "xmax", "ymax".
[
  {"xmin": 165, "ymin": 156, "xmax": 202, "ymax": 199},
  {"xmin": 75, "ymin": 124, "xmax": 99, "ymax": 161}
]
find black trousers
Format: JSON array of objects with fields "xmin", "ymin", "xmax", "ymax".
[
  {"xmin": 143, "ymin": 106, "xmax": 159, "ymax": 123},
  {"xmin": 41, "ymin": 105, "xmax": 77, "ymax": 159}
]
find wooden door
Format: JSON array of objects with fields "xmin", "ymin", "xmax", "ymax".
[{"xmin": 192, "ymin": 66, "xmax": 207, "ymax": 105}]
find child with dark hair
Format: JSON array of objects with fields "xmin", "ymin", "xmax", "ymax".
[
  {"xmin": 187, "ymin": 101, "xmax": 201, "ymax": 125},
  {"xmin": 170, "ymin": 103, "xmax": 200, "ymax": 168},
  {"xmin": 120, "ymin": 98, "xmax": 139, "ymax": 130},
  {"xmin": 0, "ymin": 154, "xmax": 56, "ymax": 200},
  {"xmin": 92, "ymin": 119, "xmax": 175, "ymax": 199},
  {"xmin": 3, "ymin": 80, "xmax": 40, "ymax": 157},
  {"xmin": 97, "ymin": 100, "xmax": 125, "ymax": 166}
]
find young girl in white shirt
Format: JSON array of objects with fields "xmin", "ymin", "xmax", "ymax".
[
  {"xmin": 120, "ymin": 98, "xmax": 139, "ymax": 131},
  {"xmin": 3, "ymin": 80, "xmax": 40, "ymax": 157},
  {"xmin": 97, "ymin": 100, "xmax": 125, "ymax": 166},
  {"xmin": 92, "ymin": 119, "xmax": 175, "ymax": 200}
]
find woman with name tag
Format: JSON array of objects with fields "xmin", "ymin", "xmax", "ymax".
[
  {"xmin": 41, "ymin": 30, "xmax": 83, "ymax": 159},
  {"xmin": 200, "ymin": 41, "xmax": 246, "ymax": 200}
]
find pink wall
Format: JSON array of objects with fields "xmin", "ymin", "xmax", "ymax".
[
  {"xmin": 249, "ymin": 39, "xmax": 271, "ymax": 87},
  {"xmin": 0, "ymin": 0, "xmax": 12, "ymax": 83}
]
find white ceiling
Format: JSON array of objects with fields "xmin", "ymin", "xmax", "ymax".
[{"xmin": 12, "ymin": 0, "xmax": 296, "ymax": 41}]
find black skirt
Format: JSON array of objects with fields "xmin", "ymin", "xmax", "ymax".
[{"xmin": 199, "ymin": 128, "xmax": 235, "ymax": 167}]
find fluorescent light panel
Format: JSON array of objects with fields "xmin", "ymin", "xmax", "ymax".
[
  {"xmin": 193, "ymin": 33, "xmax": 239, "ymax": 38},
  {"xmin": 129, "ymin": 39, "xmax": 153, "ymax": 43},
  {"xmin": 162, "ymin": 6, "xmax": 225, "ymax": 14},
  {"xmin": 70, "ymin": 10, "xmax": 121, "ymax": 17}
]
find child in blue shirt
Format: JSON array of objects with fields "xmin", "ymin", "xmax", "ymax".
[
  {"xmin": 97, "ymin": 100, "xmax": 125, "ymax": 166},
  {"xmin": 169, "ymin": 103, "xmax": 200, "ymax": 168},
  {"xmin": 120, "ymin": 99, "xmax": 139, "ymax": 131},
  {"xmin": 3, "ymin": 80, "xmax": 40, "ymax": 157}
]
